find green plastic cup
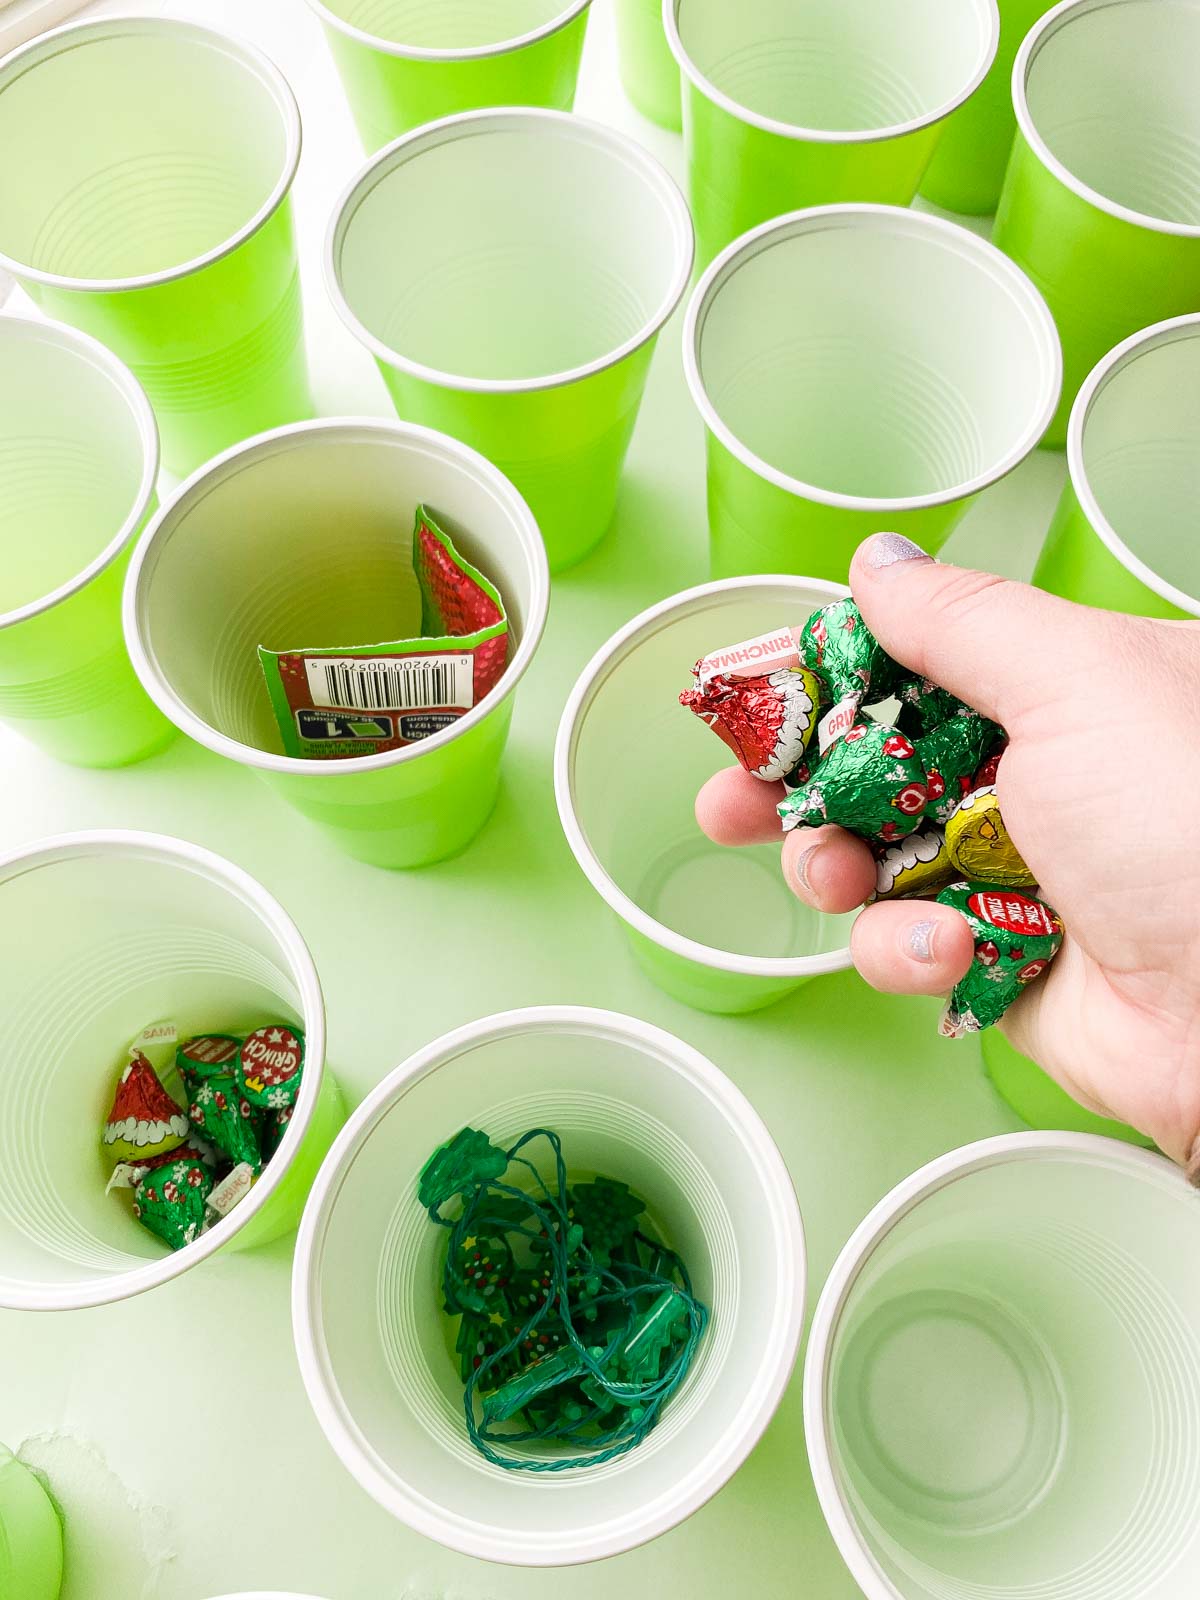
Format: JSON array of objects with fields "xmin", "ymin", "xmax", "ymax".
[
  {"xmin": 664, "ymin": 0, "xmax": 999, "ymax": 264},
  {"xmin": 124, "ymin": 420, "xmax": 549, "ymax": 870},
  {"xmin": 992, "ymin": 0, "xmax": 1200, "ymax": 448},
  {"xmin": 0, "ymin": 313, "xmax": 173, "ymax": 768},
  {"xmin": 305, "ymin": 0, "xmax": 592, "ymax": 152},
  {"xmin": 556, "ymin": 576, "xmax": 856, "ymax": 1014},
  {"xmin": 683, "ymin": 206, "xmax": 1062, "ymax": 582},
  {"xmin": 0, "ymin": 831, "xmax": 344, "ymax": 1312},
  {"xmin": 0, "ymin": 1445, "xmax": 62, "ymax": 1600},
  {"xmin": 615, "ymin": 0, "xmax": 681, "ymax": 130},
  {"xmin": 805, "ymin": 1132, "xmax": 1200, "ymax": 1600},
  {"xmin": 918, "ymin": 0, "xmax": 1056, "ymax": 215},
  {"xmin": 293, "ymin": 1006, "xmax": 805, "ymax": 1562},
  {"xmin": 0, "ymin": 16, "xmax": 314, "ymax": 479},
  {"xmin": 327, "ymin": 109, "xmax": 693, "ymax": 573},
  {"xmin": 1034, "ymin": 314, "xmax": 1200, "ymax": 619},
  {"xmin": 980, "ymin": 1028, "xmax": 1155, "ymax": 1149}
]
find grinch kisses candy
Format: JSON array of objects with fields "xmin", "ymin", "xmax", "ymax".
[
  {"xmin": 236, "ymin": 1024, "xmax": 304, "ymax": 1110},
  {"xmin": 679, "ymin": 626, "xmax": 821, "ymax": 781},
  {"xmin": 102, "ymin": 1024, "xmax": 189, "ymax": 1165},
  {"xmin": 937, "ymin": 883, "xmax": 1063, "ymax": 1037},
  {"xmin": 680, "ymin": 595, "xmax": 1063, "ymax": 1034},
  {"xmin": 133, "ymin": 1149, "xmax": 214, "ymax": 1252}
]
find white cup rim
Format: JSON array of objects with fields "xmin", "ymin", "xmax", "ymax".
[
  {"xmin": 1066, "ymin": 312, "xmax": 1200, "ymax": 618},
  {"xmin": 663, "ymin": 0, "xmax": 999, "ymax": 146},
  {"xmin": 802, "ymin": 1129, "xmax": 1181, "ymax": 1600},
  {"xmin": 0, "ymin": 829, "xmax": 327, "ymax": 1312},
  {"xmin": 325, "ymin": 106, "xmax": 695, "ymax": 395},
  {"xmin": 122, "ymin": 416, "xmax": 550, "ymax": 779},
  {"xmin": 1012, "ymin": 0, "xmax": 1200, "ymax": 241},
  {"xmin": 682, "ymin": 204, "xmax": 1063, "ymax": 512},
  {"xmin": 304, "ymin": 0, "xmax": 592, "ymax": 61},
  {"xmin": 291, "ymin": 1003, "xmax": 807, "ymax": 1566},
  {"xmin": 0, "ymin": 312, "xmax": 159, "ymax": 630},
  {"xmin": 554, "ymin": 574, "xmax": 856, "ymax": 978},
  {"xmin": 0, "ymin": 15, "xmax": 302, "ymax": 293}
]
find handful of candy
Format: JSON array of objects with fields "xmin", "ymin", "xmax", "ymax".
[
  {"xmin": 101, "ymin": 1020, "xmax": 305, "ymax": 1251},
  {"xmin": 680, "ymin": 599, "xmax": 1063, "ymax": 1037},
  {"xmin": 419, "ymin": 1126, "xmax": 708, "ymax": 1472}
]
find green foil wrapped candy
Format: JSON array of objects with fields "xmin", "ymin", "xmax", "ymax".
[
  {"xmin": 237, "ymin": 1024, "xmax": 304, "ymax": 1111},
  {"xmin": 176, "ymin": 1034, "xmax": 241, "ymax": 1091},
  {"xmin": 133, "ymin": 1151, "xmax": 214, "ymax": 1252},
  {"xmin": 779, "ymin": 723, "xmax": 929, "ymax": 842},
  {"xmin": 916, "ymin": 716, "xmax": 1001, "ymax": 825},
  {"xmin": 937, "ymin": 882, "xmax": 1064, "ymax": 1037},
  {"xmin": 186, "ymin": 1074, "xmax": 263, "ymax": 1174},
  {"xmin": 799, "ymin": 600, "xmax": 904, "ymax": 707}
]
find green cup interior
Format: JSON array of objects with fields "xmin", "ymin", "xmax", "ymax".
[
  {"xmin": 333, "ymin": 115, "xmax": 688, "ymax": 383},
  {"xmin": 0, "ymin": 20, "xmax": 293, "ymax": 281},
  {"xmin": 132, "ymin": 425, "xmax": 539, "ymax": 760},
  {"xmin": 693, "ymin": 212, "xmax": 1058, "ymax": 503},
  {"xmin": 1076, "ymin": 318, "xmax": 1200, "ymax": 605},
  {"xmin": 825, "ymin": 1150, "xmax": 1200, "ymax": 1599},
  {"xmin": 1022, "ymin": 0, "xmax": 1200, "ymax": 228},
  {"xmin": 564, "ymin": 582, "xmax": 854, "ymax": 970},
  {"xmin": 313, "ymin": 0, "xmax": 584, "ymax": 50},
  {"xmin": 0, "ymin": 319, "xmax": 152, "ymax": 617},
  {"xmin": 673, "ymin": 0, "xmax": 990, "ymax": 131}
]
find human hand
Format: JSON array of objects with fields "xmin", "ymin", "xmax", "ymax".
[{"xmin": 695, "ymin": 532, "xmax": 1200, "ymax": 1174}]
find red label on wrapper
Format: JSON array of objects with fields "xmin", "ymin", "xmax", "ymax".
[{"xmin": 968, "ymin": 890, "xmax": 1060, "ymax": 938}]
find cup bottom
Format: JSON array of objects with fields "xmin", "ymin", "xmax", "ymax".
[
  {"xmin": 635, "ymin": 835, "xmax": 815, "ymax": 959},
  {"xmin": 835, "ymin": 1287, "xmax": 1066, "ymax": 1535}
]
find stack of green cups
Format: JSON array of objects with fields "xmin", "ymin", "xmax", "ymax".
[
  {"xmin": 993, "ymin": 0, "xmax": 1200, "ymax": 446},
  {"xmin": 683, "ymin": 206, "xmax": 1062, "ymax": 580},
  {"xmin": 326, "ymin": 109, "xmax": 694, "ymax": 572},
  {"xmin": 0, "ymin": 17, "xmax": 314, "ymax": 479},
  {"xmin": 664, "ymin": 0, "xmax": 999, "ymax": 263},
  {"xmin": 1035, "ymin": 314, "xmax": 1200, "ymax": 620},
  {"xmin": 918, "ymin": 0, "xmax": 1057, "ymax": 215},
  {"xmin": 0, "ymin": 314, "xmax": 173, "ymax": 768},
  {"xmin": 124, "ymin": 420, "xmax": 549, "ymax": 870},
  {"xmin": 305, "ymin": 0, "xmax": 593, "ymax": 150},
  {"xmin": 614, "ymin": 0, "xmax": 681, "ymax": 130},
  {"xmin": 0, "ymin": 1446, "xmax": 62, "ymax": 1600}
]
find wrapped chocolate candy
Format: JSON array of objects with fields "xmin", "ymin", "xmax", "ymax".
[
  {"xmin": 779, "ymin": 723, "xmax": 929, "ymax": 842},
  {"xmin": 260, "ymin": 1104, "xmax": 294, "ymax": 1161},
  {"xmin": 679, "ymin": 627, "xmax": 821, "ymax": 781},
  {"xmin": 944, "ymin": 786, "xmax": 1035, "ymax": 887},
  {"xmin": 872, "ymin": 826, "xmax": 957, "ymax": 901},
  {"xmin": 937, "ymin": 882, "xmax": 1063, "ymax": 1036},
  {"xmin": 176, "ymin": 1034, "xmax": 241, "ymax": 1090},
  {"xmin": 237, "ymin": 1024, "xmax": 304, "ymax": 1111},
  {"xmin": 800, "ymin": 599, "xmax": 904, "ymax": 708},
  {"xmin": 102, "ymin": 1025, "xmax": 189, "ymax": 1166},
  {"xmin": 915, "ymin": 715, "xmax": 1000, "ymax": 825},
  {"xmin": 186, "ymin": 1074, "xmax": 263, "ymax": 1175},
  {"xmin": 133, "ymin": 1150, "xmax": 214, "ymax": 1252}
]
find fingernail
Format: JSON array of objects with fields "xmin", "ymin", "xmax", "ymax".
[
  {"xmin": 907, "ymin": 918, "xmax": 938, "ymax": 963},
  {"xmin": 863, "ymin": 532, "xmax": 930, "ymax": 570},
  {"xmin": 789, "ymin": 839, "xmax": 828, "ymax": 898}
]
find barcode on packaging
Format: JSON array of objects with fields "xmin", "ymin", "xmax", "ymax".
[{"xmin": 304, "ymin": 653, "xmax": 474, "ymax": 713}]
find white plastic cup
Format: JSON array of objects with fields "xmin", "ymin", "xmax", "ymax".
[
  {"xmin": 556, "ymin": 577, "xmax": 855, "ymax": 1013},
  {"xmin": 292, "ymin": 1006, "xmax": 805, "ymax": 1565},
  {"xmin": 0, "ymin": 831, "xmax": 337, "ymax": 1311},
  {"xmin": 685, "ymin": 206, "xmax": 1062, "ymax": 581},
  {"xmin": 206, "ymin": 1594, "xmax": 328, "ymax": 1599},
  {"xmin": 123, "ymin": 418, "xmax": 549, "ymax": 871},
  {"xmin": 326, "ymin": 108, "xmax": 694, "ymax": 572},
  {"xmin": 805, "ymin": 1133, "xmax": 1200, "ymax": 1600}
]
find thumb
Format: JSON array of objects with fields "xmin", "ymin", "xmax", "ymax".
[{"xmin": 850, "ymin": 532, "xmax": 1107, "ymax": 729}]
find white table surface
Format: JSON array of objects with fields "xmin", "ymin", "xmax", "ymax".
[{"xmin": 0, "ymin": 3, "xmax": 1071, "ymax": 1596}]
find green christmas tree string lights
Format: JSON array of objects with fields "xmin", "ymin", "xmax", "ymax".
[{"xmin": 419, "ymin": 1127, "xmax": 709, "ymax": 1472}]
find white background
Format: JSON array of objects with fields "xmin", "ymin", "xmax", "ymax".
[{"xmin": 0, "ymin": 2, "xmax": 1069, "ymax": 1596}]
